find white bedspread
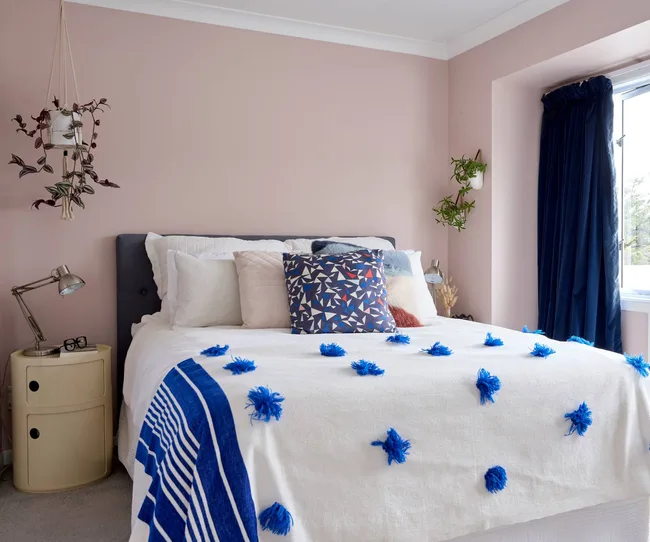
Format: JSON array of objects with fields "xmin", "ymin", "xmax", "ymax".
[{"xmin": 120, "ymin": 317, "xmax": 650, "ymax": 541}]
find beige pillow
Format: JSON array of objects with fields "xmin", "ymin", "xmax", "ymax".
[{"xmin": 233, "ymin": 251, "xmax": 291, "ymax": 328}]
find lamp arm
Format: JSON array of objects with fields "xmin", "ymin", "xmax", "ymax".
[
  {"xmin": 12, "ymin": 290, "xmax": 47, "ymax": 348},
  {"xmin": 11, "ymin": 274, "xmax": 58, "ymax": 295}
]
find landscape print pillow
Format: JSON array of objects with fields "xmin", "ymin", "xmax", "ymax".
[{"xmin": 283, "ymin": 250, "xmax": 397, "ymax": 334}]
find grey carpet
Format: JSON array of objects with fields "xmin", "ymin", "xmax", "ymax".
[{"xmin": 0, "ymin": 463, "xmax": 132, "ymax": 542}]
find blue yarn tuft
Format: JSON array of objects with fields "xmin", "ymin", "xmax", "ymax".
[
  {"xmin": 201, "ymin": 344, "xmax": 230, "ymax": 357},
  {"xmin": 421, "ymin": 342, "xmax": 453, "ymax": 356},
  {"xmin": 351, "ymin": 360, "xmax": 385, "ymax": 376},
  {"xmin": 484, "ymin": 333, "xmax": 504, "ymax": 347},
  {"xmin": 386, "ymin": 333, "xmax": 411, "ymax": 345},
  {"xmin": 530, "ymin": 343, "xmax": 556, "ymax": 358},
  {"xmin": 625, "ymin": 352, "xmax": 650, "ymax": 377},
  {"xmin": 522, "ymin": 325, "xmax": 544, "ymax": 335},
  {"xmin": 258, "ymin": 502, "xmax": 294, "ymax": 536},
  {"xmin": 567, "ymin": 336, "xmax": 594, "ymax": 346},
  {"xmin": 246, "ymin": 386, "xmax": 284, "ymax": 423},
  {"xmin": 564, "ymin": 402, "xmax": 592, "ymax": 436},
  {"xmin": 484, "ymin": 466, "xmax": 507, "ymax": 493},
  {"xmin": 223, "ymin": 357, "xmax": 256, "ymax": 375},
  {"xmin": 320, "ymin": 343, "xmax": 346, "ymax": 357},
  {"xmin": 372, "ymin": 428, "xmax": 411, "ymax": 466},
  {"xmin": 476, "ymin": 368, "xmax": 501, "ymax": 405}
]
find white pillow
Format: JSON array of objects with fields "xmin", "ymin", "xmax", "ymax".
[
  {"xmin": 234, "ymin": 251, "xmax": 291, "ymax": 329},
  {"xmin": 168, "ymin": 251, "xmax": 242, "ymax": 327},
  {"xmin": 145, "ymin": 233, "xmax": 286, "ymax": 301},
  {"xmin": 283, "ymin": 237, "xmax": 394, "ymax": 253},
  {"xmin": 407, "ymin": 251, "xmax": 437, "ymax": 323}
]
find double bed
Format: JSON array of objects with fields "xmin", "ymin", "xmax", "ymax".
[{"xmin": 116, "ymin": 234, "xmax": 650, "ymax": 542}]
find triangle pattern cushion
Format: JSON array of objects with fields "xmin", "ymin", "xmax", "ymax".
[{"xmin": 283, "ymin": 250, "xmax": 397, "ymax": 334}]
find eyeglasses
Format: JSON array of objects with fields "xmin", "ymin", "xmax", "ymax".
[{"xmin": 63, "ymin": 336, "xmax": 87, "ymax": 352}]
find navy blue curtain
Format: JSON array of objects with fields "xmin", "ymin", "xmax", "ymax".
[{"xmin": 538, "ymin": 75, "xmax": 622, "ymax": 352}]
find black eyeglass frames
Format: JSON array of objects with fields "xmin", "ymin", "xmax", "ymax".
[{"xmin": 63, "ymin": 336, "xmax": 87, "ymax": 352}]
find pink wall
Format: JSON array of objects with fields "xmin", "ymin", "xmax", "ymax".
[
  {"xmin": 0, "ymin": 0, "xmax": 448, "ymax": 450},
  {"xmin": 490, "ymin": 80, "xmax": 542, "ymax": 329},
  {"xmin": 622, "ymin": 311, "xmax": 649, "ymax": 360},
  {"xmin": 449, "ymin": 0, "xmax": 650, "ymax": 322}
]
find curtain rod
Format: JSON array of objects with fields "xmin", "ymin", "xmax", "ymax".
[{"xmin": 544, "ymin": 57, "xmax": 650, "ymax": 95}]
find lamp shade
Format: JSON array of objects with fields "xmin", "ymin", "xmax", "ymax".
[
  {"xmin": 55, "ymin": 265, "xmax": 85, "ymax": 295},
  {"xmin": 424, "ymin": 260, "xmax": 444, "ymax": 286}
]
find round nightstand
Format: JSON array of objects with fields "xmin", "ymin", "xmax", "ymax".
[{"xmin": 10, "ymin": 345, "xmax": 113, "ymax": 493}]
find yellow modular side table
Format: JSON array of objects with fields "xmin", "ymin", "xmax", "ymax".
[{"xmin": 10, "ymin": 345, "xmax": 113, "ymax": 493}]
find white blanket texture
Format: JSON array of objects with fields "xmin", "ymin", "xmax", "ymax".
[{"xmin": 120, "ymin": 317, "xmax": 650, "ymax": 541}]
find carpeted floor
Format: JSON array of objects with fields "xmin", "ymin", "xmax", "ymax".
[{"xmin": 0, "ymin": 463, "xmax": 132, "ymax": 542}]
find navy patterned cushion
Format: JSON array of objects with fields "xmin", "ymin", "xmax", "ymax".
[{"xmin": 283, "ymin": 250, "xmax": 397, "ymax": 334}]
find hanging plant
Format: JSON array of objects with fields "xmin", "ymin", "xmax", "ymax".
[
  {"xmin": 9, "ymin": 97, "xmax": 117, "ymax": 217},
  {"xmin": 433, "ymin": 150, "xmax": 487, "ymax": 231},
  {"xmin": 8, "ymin": 0, "xmax": 117, "ymax": 220}
]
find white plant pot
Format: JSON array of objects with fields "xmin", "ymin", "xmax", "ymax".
[
  {"xmin": 469, "ymin": 170, "xmax": 484, "ymax": 190},
  {"xmin": 47, "ymin": 109, "xmax": 83, "ymax": 149}
]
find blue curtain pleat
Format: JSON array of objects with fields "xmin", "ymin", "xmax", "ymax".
[{"xmin": 537, "ymin": 75, "xmax": 622, "ymax": 352}]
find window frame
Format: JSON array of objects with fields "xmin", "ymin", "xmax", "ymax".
[{"xmin": 614, "ymin": 77, "xmax": 650, "ymax": 303}]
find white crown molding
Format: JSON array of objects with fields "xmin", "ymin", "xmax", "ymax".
[
  {"xmin": 67, "ymin": 0, "xmax": 570, "ymax": 60},
  {"xmin": 446, "ymin": 0, "xmax": 570, "ymax": 58},
  {"xmin": 66, "ymin": 0, "xmax": 449, "ymax": 60}
]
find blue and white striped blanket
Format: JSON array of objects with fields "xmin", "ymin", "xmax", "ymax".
[{"xmin": 136, "ymin": 358, "xmax": 257, "ymax": 542}]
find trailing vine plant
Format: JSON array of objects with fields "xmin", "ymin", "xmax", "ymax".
[
  {"xmin": 9, "ymin": 96, "xmax": 117, "ymax": 214},
  {"xmin": 433, "ymin": 150, "xmax": 487, "ymax": 231}
]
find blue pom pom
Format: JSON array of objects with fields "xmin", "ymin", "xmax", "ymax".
[
  {"xmin": 421, "ymin": 342, "xmax": 453, "ymax": 356},
  {"xmin": 223, "ymin": 357, "xmax": 256, "ymax": 375},
  {"xmin": 476, "ymin": 368, "xmax": 501, "ymax": 405},
  {"xmin": 564, "ymin": 402, "xmax": 592, "ymax": 436},
  {"xmin": 372, "ymin": 428, "xmax": 411, "ymax": 466},
  {"xmin": 625, "ymin": 352, "xmax": 650, "ymax": 377},
  {"xmin": 320, "ymin": 343, "xmax": 346, "ymax": 357},
  {"xmin": 485, "ymin": 466, "xmax": 507, "ymax": 493},
  {"xmin": 351, "ymin": 360, "xmax": 385, "ymax": 376},
  {"xmin": 258, "ymin": 502, "xmax": 293, "ymax": 536},
  {"xmin": 530, "ymin": 343, "xmax": 556, "ymax": 358},
  {"xmin": 484, "ymin": 333, "xmax": 504, "ymax": 347},
  {"xmin": 246, "ymin": 386, "xmax": 284, "ymax": 423},
  {"xmin": 522, "ymin": 325, "xmax": 544, "ymax": 335},
  {"xmin": 201, "ymin": 344, "xmax": 230, "ymax": 357},
  {"xmin": 567, "ymin": 336, "xmax": 594, "ymax": 346},
  {"xmin": 386, "ymin": 334, "xmax": 411, "ymax": 344}
]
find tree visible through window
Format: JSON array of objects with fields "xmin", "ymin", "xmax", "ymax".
[{"xmin": 614, "ymin": 83, "xmax": 650, "ymax": 293}]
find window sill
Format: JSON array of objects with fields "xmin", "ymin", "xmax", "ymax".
[{"xmin": 621, "ymin": 293, "xmax": 650, "ymax": 313}]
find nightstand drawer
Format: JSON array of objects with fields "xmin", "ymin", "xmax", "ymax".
[
  {"xmin": 27, "ymin": 406, "xmax": 107, "ymax": 491},
  {"xmin": 26, "ymin": 359, "xmax": 105, "ymax": 407}
]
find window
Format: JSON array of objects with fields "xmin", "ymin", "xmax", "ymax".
[{"xmin": 614, "ymin": 80, "xmax": 650, "ymax": 294}]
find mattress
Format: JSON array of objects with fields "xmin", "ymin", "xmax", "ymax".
[{"xmin": 118, "ymin": 317, "xmax": 650, "ymax": 541}]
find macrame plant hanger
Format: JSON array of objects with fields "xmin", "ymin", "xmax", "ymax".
[{"xmin": 45, "ymin": 0, "xmax": 82, "ymax": 220}]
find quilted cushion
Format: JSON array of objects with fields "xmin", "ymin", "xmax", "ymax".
[
  {"xmin": 234, "ymin": 251, "xmax": 291, "ymax": 329},
  {"xmin": 283, "ymin": 250, "xmax": 397, "ymax": 334}
]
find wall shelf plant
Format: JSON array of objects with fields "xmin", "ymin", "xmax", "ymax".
[{"xmin": 433, "ymin": 150, "xmax": 487, "ymax": 231}]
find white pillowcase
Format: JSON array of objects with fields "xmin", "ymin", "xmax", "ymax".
[
  {"xmin": 407, "ymin": 251, "xmax": 437, "ymax": 323},
  {"xmin": 145, "ymin": 233, "xmax": 286, "ymax": 301},
  {"xmin": 167, "ymin": 251, "xmax": 242, "ymax": 327},
  {"xmin": 283, "ymin": 237, "xmax": 394, "ymax": 253},
  {"xmin": 234, "ymin": 251, "xmax": 291, "ymax": 329}
]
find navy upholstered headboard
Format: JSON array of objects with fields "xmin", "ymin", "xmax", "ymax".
[{"xmin": 115, "ymin": 234, "xmax": 396, "ymax": 407}]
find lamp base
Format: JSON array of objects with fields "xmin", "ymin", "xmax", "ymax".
[{"xmin": 22, "ymin": 346, "xmax": 60, "ymax": 357}]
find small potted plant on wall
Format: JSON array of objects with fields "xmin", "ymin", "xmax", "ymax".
[{"xmin": 433, "ymin": 150, "xmax": 487, "ymax": 231}]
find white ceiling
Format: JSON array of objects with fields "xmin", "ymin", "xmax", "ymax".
[{"xmin": 68, "ymin": 0, "xmax": 570, "ymax": 59}]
